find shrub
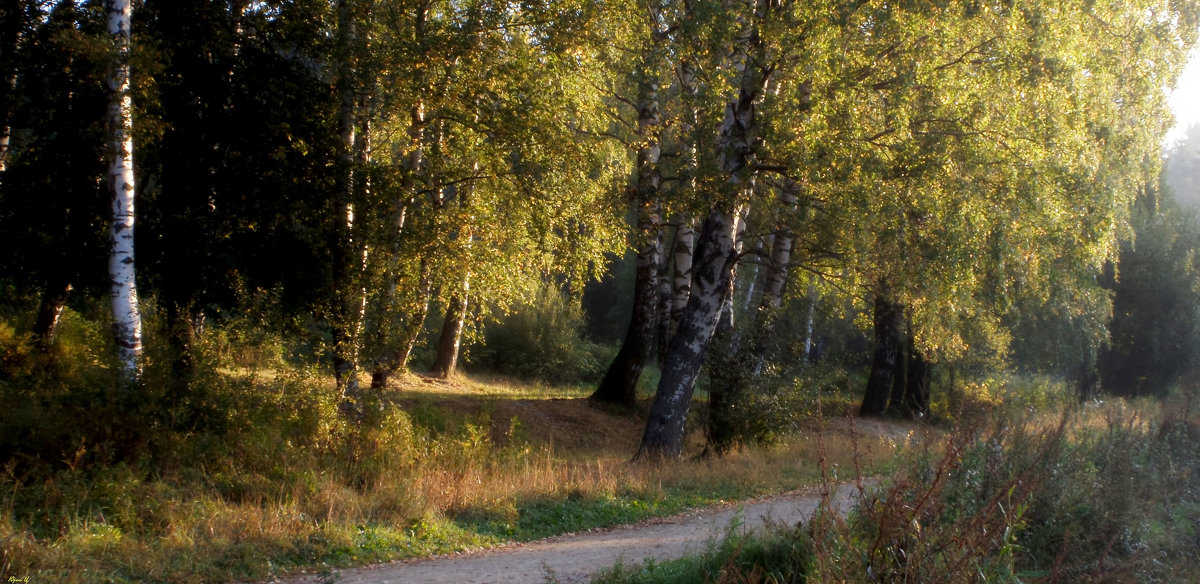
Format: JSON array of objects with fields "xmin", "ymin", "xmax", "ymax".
[{"xmin": 472, "ymin": 286, "xmax": 611, "ymax": 385}]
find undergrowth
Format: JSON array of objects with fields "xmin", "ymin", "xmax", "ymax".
[
  {"xmin": 0, "ymin": 305, "xmax": 892, "ymax": 583},
  {"xmin": 597, "ymin": 388, "xmax": 1200, "ymax": 583}
]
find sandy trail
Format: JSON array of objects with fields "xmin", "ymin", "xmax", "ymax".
[{"xmin": 279, "ymin": 481, "xmax": 865, "ymax": 584}]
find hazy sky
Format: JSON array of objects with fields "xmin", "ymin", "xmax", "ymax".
[{"xmin": 1165, "ymin": 46, "xmax": 1200, "ymax": 149}]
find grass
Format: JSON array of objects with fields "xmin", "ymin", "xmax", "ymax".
[
  {"xmin": 14, "ymin": 305, "xmax": 1155, "ymax": 584},
  {"xmin": 0, "ymin": 338, "xmax": 907, "ymax": 583},
  {"xmin": 593, "ymin": 388, "xmax": 1200, "ymax": 584}
]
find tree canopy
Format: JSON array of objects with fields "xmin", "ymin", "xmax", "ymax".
[{"xmin": 0, "ymin": 0, "xmax": 1197, "ymax": 456}]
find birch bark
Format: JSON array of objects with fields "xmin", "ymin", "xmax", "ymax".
[
  {"xmin": 590, "ymin": 59, "xmax": 664, "ymax": 408},
  {"xmin": 105, "ymin": 0, "xmax": 142, "ymax": 378},
  {"xmin": 0, "ymin": 0, "xmax": 17, "ymax": 177},
  {"xmin": 759, "ymin": 181, "xmax": 800, "ymax": 310},
  {"xmin": 637, "ymin": 209, "xmax": 741, "ymax": 459},
  {"xmin": 669, "ymin": 217, "xmax": 694, "ymax": 337},
  {"xmin": 330, "ymin": 0, "xmax": 369, "ymax": 397},
  {"xmin": 636, "ymin": 0, "xmax": 774, "ymax": 459}
]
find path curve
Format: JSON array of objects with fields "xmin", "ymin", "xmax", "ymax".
[{"xmin": 277, "ymin": 482, "xmax": 865, "ymax": 584}]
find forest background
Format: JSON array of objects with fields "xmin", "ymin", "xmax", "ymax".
[{"xmin": 2, "ymin": 0, "xmax": 1200, "ymax": 581}]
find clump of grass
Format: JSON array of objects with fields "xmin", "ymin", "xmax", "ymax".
[{"xmin": 592, "ymin": 519, "xmax": 814, "ymax": 584}]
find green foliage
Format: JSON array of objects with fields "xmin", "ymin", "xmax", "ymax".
[
  {"xmin": 936, "ymin": 373, "xmax": 1076, "ymax": 421},
  {"xmin": 202, "ymin": 284, "xmax": 325, "ymax": 371},
  {"xmin": 473, "ymin": 286, "xmax": 612, "ymax": 385},
  {"xmin": 704, "ymin": 354, "xmax": 848, "ymax": 450},
  {"xmin": 1100, "ymin": 191, "xmax": 1200, "ymax": 396},
  {"xmin": 0, "ymin": 303, "xmax": 827, "ymax": 582}
]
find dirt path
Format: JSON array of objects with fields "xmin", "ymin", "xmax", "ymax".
[{"xmin": 278, "ymin": 481, "xmax": 865, "ymax": 584}]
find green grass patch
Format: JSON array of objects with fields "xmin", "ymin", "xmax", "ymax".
[{"xmin": 592, "ymin": 520, "xmax": 814, "ymax": 584}]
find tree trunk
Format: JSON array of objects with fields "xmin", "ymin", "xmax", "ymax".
[
  {"xmin": 367, "ymin": 93, "xmax": 429, "ymax": 390},
  {"xmin": 903, "ymin": 345, "xmax": 931, "ymax": 418},
  {"xmin": 590, "ymin": 60, "xmax": 664, "ymax": 408},
  {"xmin": 747, "ymin": 180, "xmax": 802, "ymax": 376},
  {"xmin": 741, "ymin": 235, "xmax": 763, "ymax": 312},
  {"xmin": 670, "ymin": 216, "xmax": 694, "ymax": 338},
  {"xmin": 330, "ymin": 0, "xmax": 366, "ymax": 398},
  {"xmin": 882, "ymin": 317, "xmax": 932, "ymax": 419},
  {"xmin": 705, "ymin": 292, "xmax": 744, "ymax": 454},
  {"xmin": 705, "ymin": 205, "xmax": 751, "ymax": 454},
  {"xmin": 105, "ymin": 0, "xmax": 143, "ymax": 380},
  {"xmin": 636, "ymin": 0, "xmax": 774, "ymax": 460},
  {"xmin": 369, "ymin": 258, "xmax": 432, "ymax": 388},
  {"xmin": 0, "ymin": 0, "xmax": 20, "ymax": 177},
  {"xmin": 1077, "ymin": 341, "xmax": 1099, "ymax": 402},
  {"xmin": 637, "ymin": 209, "xmax": 742, "ymax": 459},
  {"xmin": 860, "ymin": 291, "xmax": 903, "ymax": 417},
  {"xmin": 430, "ymin": 155, "xmax": 477, "ymax": 380},
  {"xmin": 802, "ymin": 283, "xmax": 817, "ymax": 361},
  {"xmin": 33, "ymin": 281, "xmax": 72, "ymax": 353},
  {"xmin": 887, "ymin": 340, "xmax": 908, "ymax": 414},
  {"xmin": 760, "ymin": 182, "xmax": 800, "ymax": 310},
  {"xmin": 656, "ymin": 224, "xmax": 675, "ymax": 363},
  {"xmin": 670, "ymin": 57, "xmax": 699, "ymax": 344},
  {"xmin": 590, "ymin": 201, "xmax": 661, "ymax": 407},
  {"xmin": 430, "ymin": 287, "xmax": 468, "ymax": 379}
]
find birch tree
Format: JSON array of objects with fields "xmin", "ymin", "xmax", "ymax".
[
  {"xmin": 0, "ymin": 0, "xmax": 25, "ymax": 178},
  {"xmin": 330, "ymin": 0, "xmax": 371, "ymax": 398},
  {"xmin": 591, "ymin": 42, "xmax": 667, "ymax": 408},
  {"xmin": 352, "ymin": 0, "xmax": 625, "ymax": 388},
  {"xmin": 105, "ymin": 0, "xmax": 142, "ymax": 378},
  {"xmin": 637, "ymin": 0, "xmax": 783, "ymax": 460},
  {"xmin": 826, "ymin": 0, "xmax": 1199, "ymax": 414}
]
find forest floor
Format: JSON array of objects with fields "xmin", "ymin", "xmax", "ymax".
[
  {"xmin": 266, "ymin": 372, "xmax": 920, "ymax": 584},
  {"xmin": 0, "ymin": 366, "xmax": 926, "ymax": 583}
]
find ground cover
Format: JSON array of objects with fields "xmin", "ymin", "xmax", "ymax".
[{"xmin": 0, "ymin": 368, "xmax": 910, "ymax": 583}]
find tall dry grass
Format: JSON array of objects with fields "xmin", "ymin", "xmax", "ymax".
[{"xmin": 0, "ymin": 356, "xmax": 908, "ymax": 584}]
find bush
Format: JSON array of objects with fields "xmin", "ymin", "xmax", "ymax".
[{"xmin": 472, "ymin": 286, "xmax": 612, "ymax": 385}]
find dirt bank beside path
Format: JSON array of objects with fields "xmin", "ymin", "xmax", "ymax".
[{"xmin": 277, "ymin": 481, "xmax": 866, "ymax": 584}]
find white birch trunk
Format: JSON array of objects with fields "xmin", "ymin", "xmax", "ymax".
[
  {"xmin": 0, "ymin": 71, "xmax": 12, "ymax": 173},
  {"xmin": 670, "ymin": 216, "xmax": 694, "ymax": 336},
  {"xmin": 637, "ymin": 207, "xmax": 741, "ymax": 459},
  {"xmin": 637, "ymin": 0, "xmax": 774, "ymax": 459},
  {"xmin": 0, "ymin": 0, "xmax": 18, "ymax": 177},
  {"xmin": 803, "ymin": 283, "xmax": 817, "ymax": 361},
  {"xmin": 668, "ymin": 58, "xmax": 700, "ymax": 341},
  {"xmin": 742, "ymin": 238, "xmax": 763, "ymax": 312},
  {"xmin": 760, "ymin": 181, "xmax": 800, "ymax": 310},
  {"xmin": 105, "ymin": 0, "xmax": 142, "ymax": 378}
]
